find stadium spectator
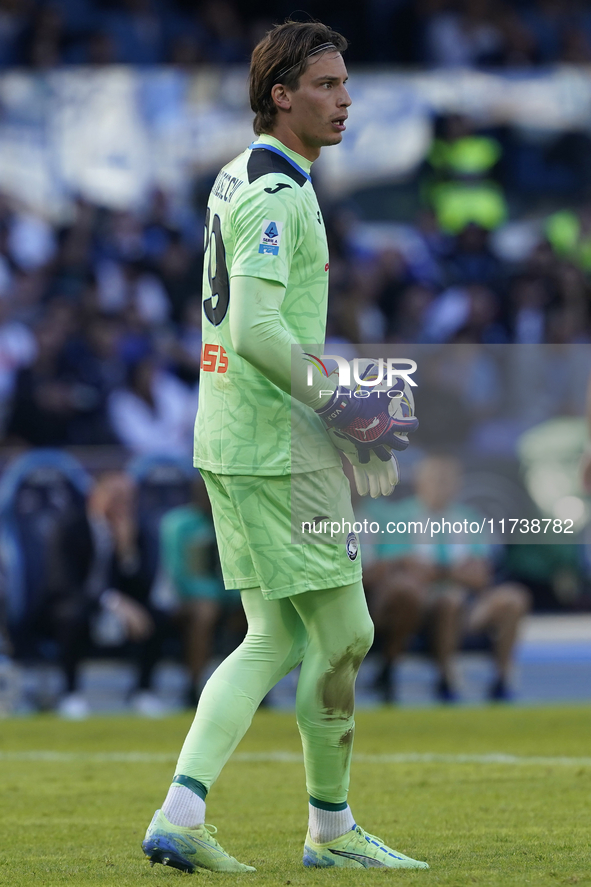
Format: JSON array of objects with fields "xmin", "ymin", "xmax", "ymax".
[
  {"xmin": 50, "ymin": 470, "xmax": 180, "ymax": 717},
  {"xmin": 6, "ymin": 312, "xmax": 77, "ymax": 447},
  {"xmin": 442, "ymin": 225, "xmax": 503, "ymax": 289},
  {"xmin": 18, "ymin": 3, "xmax": 66, "ymax": 68},
  {"xmin": 199, "ymin": 0, "xmax": 247, "ymax": 64},
  {"xmin": 160, "ymin": 475, "xmax": 239, "ymax": 707},
  {"xmin": 385, "ymin": 282, "xmax": 435, "ymax": 343},
  {"xmin": 422, "ymin": 0, "xmax": 537, "ymax": 68},
  {"xmin": 85, "ymin": 28, "xmax": 117, "ymax": 65},
  {"xmin": 422, "ymin": 0, "xmax": 504, "ymax": 68},
  {"xmin": 157, "ymin": 231, "xmax": 202, "ymax": 325},
  {"xmin": 0, "ymin": 0, "xmax": 31, "ymax": 66},
  {"xmin": 560, "ymin": 24, "xmax": 591, "ymax": 64},
  {"xmin": 0, "ymin": 294, "xmax": 37, "ymax": 431},
  {"xmin": 108, "ymin": 353, "xmax": 198, "ymax": 457},
  {"xmin": 51, "ymin": 198, "xmax": 99, "ymax": 299},
  {"xmin": 362, "ymin": 454, "xmax": 531, "ymax": 703},
  {"xmin": 16, "ymin": 536, "xmax": 90, "ymax": 719},
  {"xmin": 545, "ymin": 205, "xmax": 591, "ymax": 274},
  {"xmin": 509, "ymin": 274, "xmax": 553, "ymax": 344},
  {"xmin": 4, "ymin": 453, "xmax": 93, "ymax": 719},
  {"xmin": 58, "ymin": 312, "xmax": 124, "ymax": 444},
  {"xmin": 425, "ymin": 115, "xmax": 506, "ymax": 236}
]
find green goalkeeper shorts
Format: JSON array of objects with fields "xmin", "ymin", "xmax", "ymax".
[{"xmin": 200, "ymin": 466, "xmax": 362, "ymax": 600}]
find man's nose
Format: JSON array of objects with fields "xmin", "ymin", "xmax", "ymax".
[{"xmin": 340, "ymin": 87, "xmax": 352, "ymax": 107}]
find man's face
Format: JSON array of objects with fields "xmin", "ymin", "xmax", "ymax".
[
  {"xmin": 415, "ymin": 457, "xmax": 460, "ymax": 511},
  {"xmin": 281, "ymin": 51, "xmax": 351, "ymax": 151}
]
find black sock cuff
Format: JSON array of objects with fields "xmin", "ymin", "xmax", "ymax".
[
  {"xmin": 172, "ymin": 774, "xmax": 208, "ymax": 800},
  {"xmin": 309, "ymin": 795, "xmax": 348, "ymax": 812}
]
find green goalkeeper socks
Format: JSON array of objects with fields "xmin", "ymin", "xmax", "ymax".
[{"xmin": 173, "ymin": 580, "xmax": 373, "ymax": 805}]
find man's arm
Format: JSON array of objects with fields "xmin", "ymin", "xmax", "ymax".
[
  {"xmin": 230, "ymin": 274, "xmax": 416, "ymax": 447},
  {"xmin": 229, "ymin": 274, "xmax": 333, "ymax": 409},
  {"xmin": 229, "ymin": 275, "xmax": 410, "ymax": 497}
]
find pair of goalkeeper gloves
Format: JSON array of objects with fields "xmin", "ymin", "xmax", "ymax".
[{"xmin": 316, "ymin": 364, "xmax": 419, "ymax": 499}]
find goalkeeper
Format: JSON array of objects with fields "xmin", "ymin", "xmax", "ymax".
[{"xmin": 142, "ymin": 18, "xmax": 425, "ymax": 875}]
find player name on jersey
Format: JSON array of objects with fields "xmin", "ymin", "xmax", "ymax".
[{"xmin": 211, "ymin": 170, "xmax": 244, "ymax": 203}]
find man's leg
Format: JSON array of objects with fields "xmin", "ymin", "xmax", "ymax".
[
  {"xmin": 292, "ymin": 580, "xmax": 373, "ymax": 812},
  {"xmin": 174, "ymin": 588, "xmax": 306, "ymax": 787},
  {"xmin": 292, "ymin": 579, "xmax": 428, "ymax": 870},
  {"xmin": 467, "ymin": 583, "xmax": 531, "ymax": 699},
  {"xmin": 176, "ymin": 597, "xmax": 220, "ymax": 706},
  {"xmin": 424, "ymin": 587, "xmax": 465, "ymax": 701},
  {"xmin": 365, "ymin": 563, "xmax": 428, "ymax": 702},
  {"xmin": 46, "ymin": 597, "xmax": 91, "ymax": 719},
  {"xmin": 142, "ymin": 587, "xmax": 306, "ymax": 873}
]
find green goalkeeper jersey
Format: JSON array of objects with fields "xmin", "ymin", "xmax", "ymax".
[{"xmin": 194, "ymin": 134, "xmax": 341, "ymax": 476}]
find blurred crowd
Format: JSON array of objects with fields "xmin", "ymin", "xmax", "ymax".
[
  {"xmin": 326, "ymin": 111, "xmax": 591, "ymax": 350},
  {"xmin": 1, "ymin": 0, "xmax": 591, "ymax": 68},
  {"xmin": 0, "ymin": 190, "xmax": 201, "ymax": 452},
  {"xmin": 0, "ymin": 449, "xmax": 544, "ymax": 714},
  {"xmin": 0, "ymin": 110, "xmax": 589, "ymax": 453},
  {"xmin": 0, "ymin": 452, "xmax": 244, "ymax": 716},
  {"xmin": 0, "ymin": 3, "xmax": 589, "ymax": 712},
  {"xmin": 361, "ymin": 454, "xmax": 532, "ymax": 704}
]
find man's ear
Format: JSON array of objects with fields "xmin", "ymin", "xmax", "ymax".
[{"xmin": 271, "ymin": 83, "xmax": 291, "ymax": 113}]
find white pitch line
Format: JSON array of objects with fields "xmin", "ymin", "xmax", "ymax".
[
  {"xmin": 0, "ymin": 751, "xmax": 178, "ymax": 763},
  {"xmin": 0, "ymin": 751, "xmax": 590, "ymax": 766},
  {"xmin": 356, "ymin": 753, "xmax": 591, "ymax": 766},
  {"xmin": 234, "ymin": 752, "xmax": 591, "ymax": 766}
]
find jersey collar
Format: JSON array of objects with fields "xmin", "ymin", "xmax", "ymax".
[{"xmin": 249, "ymin": 135, "xmax": 312, "ymax": 183}]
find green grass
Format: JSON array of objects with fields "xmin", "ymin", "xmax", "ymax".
[{"xmin": 1, "ymin": 705, "xmax": 591, "ymax": 886}]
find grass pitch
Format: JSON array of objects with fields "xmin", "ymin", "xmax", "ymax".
[{"xmin": 1, "ymin": 704, "xmax": 590, "ymax": 886}]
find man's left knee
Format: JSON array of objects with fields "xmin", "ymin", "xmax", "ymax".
[
  {"xmin": 493, "ymin": 583, "xmax": 532, "ymax": 616},
  {"xmin": 318, "ymin": 627, "xmax": 373, "ymax": 721}
]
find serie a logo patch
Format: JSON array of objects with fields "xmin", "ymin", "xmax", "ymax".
[{"xmin": 259, "ymin": 219, "xmax": 283, "ymax": 255}]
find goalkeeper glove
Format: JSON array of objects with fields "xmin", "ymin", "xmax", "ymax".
[
  {"xmin": 331, "ymin": 434, "xmax": 400, "ymax": 498},
  {"xmin": 317, "ymin": 361, "xmax": 417, "ymax": 498},
  {"xmin": 316, "ymin": 376, "xmax": 419, "ymax": 454}
]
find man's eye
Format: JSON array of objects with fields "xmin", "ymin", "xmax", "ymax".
[{"xmin": 322, "ymin": 82, "xmax": 332, "ymax": 88}]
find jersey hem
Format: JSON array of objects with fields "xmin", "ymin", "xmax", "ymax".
[
  {"xmin": 193, "ymin": 457, "xmax": 341, "ymax": 475},
  {"xmin": 222, "ymin": 576, "xmax": 259, "ymax": 590}
]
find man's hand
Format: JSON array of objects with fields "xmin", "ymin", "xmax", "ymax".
[
  {"xmin": 102, "ymin": 590, "xmax": 154, "ymax": 641},
  {"xmin": 448, "ymin": 557, "xmax": 490, "ymax": 590}
]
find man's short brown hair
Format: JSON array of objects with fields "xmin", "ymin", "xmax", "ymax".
[{"xmin": 249, "ymin": 19, "xmax": 348, "ymax": 136}]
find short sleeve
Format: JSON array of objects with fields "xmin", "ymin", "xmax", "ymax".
[{"xmin": 230, "ymin": 181, "xmax": 304, "ymax": 286}]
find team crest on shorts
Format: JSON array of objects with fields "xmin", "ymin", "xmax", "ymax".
[{"xmin": 346, "ymin": 532, "xmax": 358, "ymax": 561}]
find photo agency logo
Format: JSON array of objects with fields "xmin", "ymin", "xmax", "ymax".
[{"xmin": 303, "ymin": 354, "xmax": 418, "ymax": 397}]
